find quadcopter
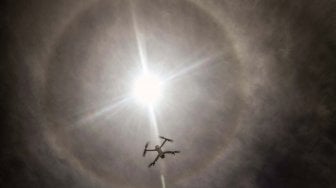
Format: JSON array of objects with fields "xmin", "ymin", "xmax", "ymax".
[{"xmin": 143, "ymin": 136, "xmax": 180, "ymax": 167}]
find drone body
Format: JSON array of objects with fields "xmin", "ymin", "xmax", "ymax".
[{"xmin": 143, "ymin": 136, "xmax": 180, "ymax": 167}]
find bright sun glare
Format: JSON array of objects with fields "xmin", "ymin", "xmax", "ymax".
[{"xmin": 133, "ymin": 72, "xmax": 163, "ymax": 105}]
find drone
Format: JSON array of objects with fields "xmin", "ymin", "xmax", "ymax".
[{"xmin": 143, "ymin": 136, "xmax": 180, "ymax": 167}]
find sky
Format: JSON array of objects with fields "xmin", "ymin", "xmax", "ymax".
[{"xmin": 1, "ymin": 0, "xmax": 336, "ymax": 187}]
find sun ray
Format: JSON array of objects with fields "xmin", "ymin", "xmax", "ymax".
[
  {"xmin": 129, "ymin": 5, "xmax": 167, "ymax": 188},
  {"xmin": 130, "ymin": 1, "xmax": 148, "ymax": 73},
  {"xmin": 148, "ymin": 105, "xmax": 160, "ymax": 141},
  {"xmin": 75, "ymin": 96, "xmax": 130, "ymax": 126},
  {"xmin": 165, "ymin": 52, "xmax": 223, "ymax": 82},
  {"xmin": 130, "ymin": 2, "xmax": 161, "ymax": 140},
  {"xmin": 161, "ymin": 174, "xmax": 166, "ymax": 188}
]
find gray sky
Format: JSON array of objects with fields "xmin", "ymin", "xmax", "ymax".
[{"xmin": 1, "ymin": 0, "xmax": 336, "ymax": 187}]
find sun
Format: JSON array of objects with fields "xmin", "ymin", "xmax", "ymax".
[{"xmin": 133, "ymin": 72, "xmax": 163, "ymax": 105}]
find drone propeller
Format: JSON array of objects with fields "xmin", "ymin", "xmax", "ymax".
[
  {"xmin": 159, "ymin": 136, "xmax": 173, "ymax": 142},
  {"xmin": 143, "ymin": 142, "xmax": 149, "ymax": 157}
]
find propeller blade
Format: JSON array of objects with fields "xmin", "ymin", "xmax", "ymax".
[
  {"xmin": 159, "ymin": 136, "xmax": 173, "ymax": 142},
  {"xmin": 143, "ymin": 142, "xmax": 149, "ymax": 157}
]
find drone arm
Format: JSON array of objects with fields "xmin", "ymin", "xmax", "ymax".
[
  {"xmin": 160, "ymin": 140, "xmax": 167, "ymax": 148},
  {"xmin": 146, "ymin": 149, "xmax": 156, "ymax": 152},
  {"xmin": 153, "ymin": 154, "xmax": 160, "ymax": 163},
  {"xmin": 148, "ymin": 154, "xmax": 160, "ymax": 167}
]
